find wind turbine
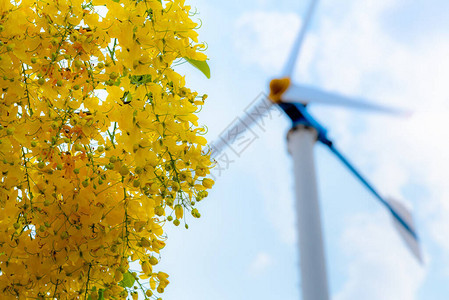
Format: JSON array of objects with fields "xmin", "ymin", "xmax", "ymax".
[{"xmin": 209, "ymin": 0, "xmax": 422, "ymax": 300}]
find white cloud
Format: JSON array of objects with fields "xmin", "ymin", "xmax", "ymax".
[
  {"xmin": 233, "ymin": 11, "xmax": 317, "ymax": 77},
  {"xmin": 335, "ymin": 211, "xmax": 426, "ymax": 300},
  {"xmin": 248, "ymin": 252, "xmax": 273, "ymax": 275},
  {"xmin": 365, "ymin": 110, "xmax": 449, "ymax": 254},
  {"xmin": 347, "ymin": 38, "xmax": 449, "ymax": 258}
]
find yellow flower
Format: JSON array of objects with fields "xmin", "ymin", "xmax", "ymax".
[
  {"xmin": 202, "ymin": 178, "xmax": 215, "ymax": 188},
  {"xmin": 0, "ymin": 0, "xmax": 213, "ymax": 298},
  {"xmin": 175, "ymin": 204, "xmax": 184, "ymax": 219}
]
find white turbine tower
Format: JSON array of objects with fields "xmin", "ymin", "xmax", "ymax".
[{"xmin": 209, "ymin": 1, "xmax": 422, "ymax": 300}]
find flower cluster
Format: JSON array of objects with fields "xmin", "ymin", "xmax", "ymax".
[{"xmin": 0, "ymin": 0, "xmax": 213, "ymax": 298}]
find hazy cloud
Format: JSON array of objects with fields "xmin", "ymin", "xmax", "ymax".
[{"xmin": 248, "ymin": 252, "xmax": 273, "ymax": 275}]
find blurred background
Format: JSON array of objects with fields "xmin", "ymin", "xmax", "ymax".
[{"xmin": 160, "ymin": 0, "xmax": 449, "ymax": 299}]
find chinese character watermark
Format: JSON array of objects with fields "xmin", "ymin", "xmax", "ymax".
[{"xmin": 207, "ymin": 92, "xmax": 284, "ymax": 181}]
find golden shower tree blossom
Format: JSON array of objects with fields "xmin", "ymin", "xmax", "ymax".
[{"xmin": 0, "ymin": 0, "xmax": 213, "ymax": 298}]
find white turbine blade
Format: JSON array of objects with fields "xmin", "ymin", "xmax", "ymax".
[
  {"xmin": 388, "ymin": 198, "xmax": 423, "ymax": 263},
  {"xmin": 209, "ymin": 96, "xmax": 277, "ymax": 158},
  {"xmin": 281, "ymin": 0, "xmax": 320, "ymax": 77},
  {"xmin": 283, "ymin": 83, "xmax": 411, "ymax": 115}
]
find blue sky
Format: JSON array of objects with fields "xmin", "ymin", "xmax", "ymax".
[{"xmin": 156, "ymin": 0, "xmax": 449, "ymax": 299}]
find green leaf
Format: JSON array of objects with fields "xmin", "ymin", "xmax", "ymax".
[
  {"xmin": 184, "ymin": 57, "xmax": 210, "ymax": 79},
  {"xmin": 98, "ymin": 289, "xmax": 105, "ymax": 300},
  {"xmin": 87, "ymin": 287, "xmax": 105, "ymax": 300},
  {"xmin": 113, "ymin": 76, "xmax": 122, "ymax": 87},
  {"xmin": 119, "ymin": 272, "xmax": 136, "ymax": 288},
  {"xmin": 130, "ymin": 74, "xmax": 152, "ymax": 85}
]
